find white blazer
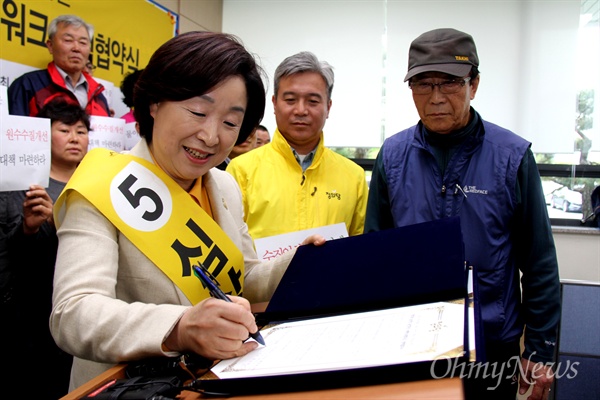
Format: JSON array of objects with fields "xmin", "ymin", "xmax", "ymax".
[{"xmin": 50, "ymin": 140, "xmax": 293, "ymax": 390}]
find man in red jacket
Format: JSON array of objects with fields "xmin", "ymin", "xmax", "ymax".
[{"xmin": 8, "ymin": 14, "xmax": 111, "ymax": 117}]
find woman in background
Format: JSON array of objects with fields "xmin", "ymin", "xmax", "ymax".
[
  {"xmin": 2, "ymin": 99, "xmax": 89, "ymax": 399},
  {"xmin": 119, "ymin": 68, "xmax": 143, "ymax": 124}
]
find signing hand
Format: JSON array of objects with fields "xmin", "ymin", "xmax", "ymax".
[{"xmin": 164, "ymin": 296, "xmax": 259, "ymax": 361}]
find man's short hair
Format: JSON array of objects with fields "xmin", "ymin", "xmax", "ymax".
[
  {"xmin": 47, "ymin": 14, "xmax": 94, "ymax": 41},
  {"xmin": 274, "ymin": 51, "xmax": 334, "ymax": 100}
]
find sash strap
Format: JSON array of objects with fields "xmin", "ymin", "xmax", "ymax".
[{"xmin": 54, "ymin": 148, "xmax": 245, "ymax": 304}]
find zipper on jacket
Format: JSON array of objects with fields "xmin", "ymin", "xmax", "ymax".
[
  {"xmin": 455, "ymin": 184, "xmax": 468, "ymax": 198},
  {"xmin": 301, "ymin": 174, "xmax": 305, "ymax": 185}
]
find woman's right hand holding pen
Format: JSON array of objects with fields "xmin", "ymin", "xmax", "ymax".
[{"xmin": 163, "ymin": 296, "xmax": 259, "ymax": 360}]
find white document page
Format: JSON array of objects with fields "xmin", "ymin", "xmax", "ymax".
[
  {"xmin": 123, "ymin": 122, "xmax": 141, "ymax": 151},
  {"xmin": 211, "ymin": 301, "xmax": 466, "ymax": 379},
  {"xmin": 0, "ymin": 115, "xmax": 51, "ymax": 191},
  {"xmin": 254, "ymin": 223, "xmax": 348, "ymax": 261},
  {"xmin": 88, "ymin": 116, "xmax": 126, "ymax": 152}
]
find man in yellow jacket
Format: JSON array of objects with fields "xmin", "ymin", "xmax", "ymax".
[{"xmin": 227, "ymin": 51, "xmax": 368, "ymax": 241}]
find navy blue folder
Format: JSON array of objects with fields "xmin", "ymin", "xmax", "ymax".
[
  {"xmin": 260, "ymin": 216, "xmax": 467, "ymax": 322},
  {"xmin": 195, "ymin": 216, "xmax": 481, "ymax": 396}
]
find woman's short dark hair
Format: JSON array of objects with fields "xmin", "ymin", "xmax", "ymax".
[
  {"xmin": 37, "ymin": 99, "xmax": 91, "ymax": 131},
  {"xmin": 133, "ymin": 31, "xmax": 266, "ymax": 145}
]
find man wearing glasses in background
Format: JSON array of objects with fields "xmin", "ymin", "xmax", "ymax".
[
  {"xmin": 365, "ymin": 28, "xmax": 560, "ymax": 400},
  {"xmin": 8, "ymin": 14, "xmax": 111, "ymax": 117}
]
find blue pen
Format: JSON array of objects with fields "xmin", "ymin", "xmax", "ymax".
[{"xmin": 193, "ymin": 263, "xmax": 266, "ymax": 346}]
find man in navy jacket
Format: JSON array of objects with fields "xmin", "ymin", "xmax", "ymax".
[{"xmin": 365, "ymin": 28, "xmax": 560, "ymax": 400}]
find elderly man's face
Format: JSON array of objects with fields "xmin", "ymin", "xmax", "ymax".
[
  {"xmin": 46, "ymin": 22, "xmax": 91, "ymax": 75},
  {"xmin": 411, "ymin": 72, "xmax": 479, "ymax": 134}
]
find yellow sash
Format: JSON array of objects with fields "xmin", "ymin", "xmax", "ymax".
[{"xmin": 54, "ymin": 148, "xmax": 244, "ymax": 305}]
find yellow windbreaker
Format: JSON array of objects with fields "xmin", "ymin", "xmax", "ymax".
[{"xmin": 227, "ymin": 129, "xmax": 368, "ymax": 240}]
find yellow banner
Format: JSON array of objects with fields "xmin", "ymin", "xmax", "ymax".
[{"xmin": 0, "ymin": 0, "xmax": 177, "ymax": 87}]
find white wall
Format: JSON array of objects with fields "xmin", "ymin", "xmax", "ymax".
[
  {"xmin": 224, "ymin": 0, "xmax": 385, "ymax": 147},
  {"xmin": 222, "ymin": 0, "xmax": 600, "ymax": 283},
  {"xmin": 223, "ymin": 0, "xmax": 581, "ymax": 152}
]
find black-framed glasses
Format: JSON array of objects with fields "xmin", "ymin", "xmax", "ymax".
[{"xmin": 409, "ymin": 77, "xmax": 471, "ymax": 95}]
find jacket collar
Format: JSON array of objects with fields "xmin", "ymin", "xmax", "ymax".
[
  {"xmin": 271, "ymin": 128, "xmax": 326, "ymax": 170},
  {"xmin": 47, "ymin": 61, "xmax": 104, "ymax": 98}
]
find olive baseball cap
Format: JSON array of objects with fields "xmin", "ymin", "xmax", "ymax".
[{"xmin": 404, "ymin": 28, "xmax": 479, "ymax": 82}]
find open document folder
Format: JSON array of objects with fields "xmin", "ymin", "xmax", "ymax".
[
  {"xmin": 260, "ymin": 216, "xmax": 469, "ymax": 322},
  {"xmin": 212, "ymin": 301, "xmax": 474, "ymax": 379},
  {"xmin": 194, "ymin": 217, "xmax": 480, "ymax": 395}
]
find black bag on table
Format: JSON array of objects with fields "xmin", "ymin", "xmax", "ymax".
[{"xmin": 81, "ymin": 375, "xmax": 181, "ymax": 399}]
